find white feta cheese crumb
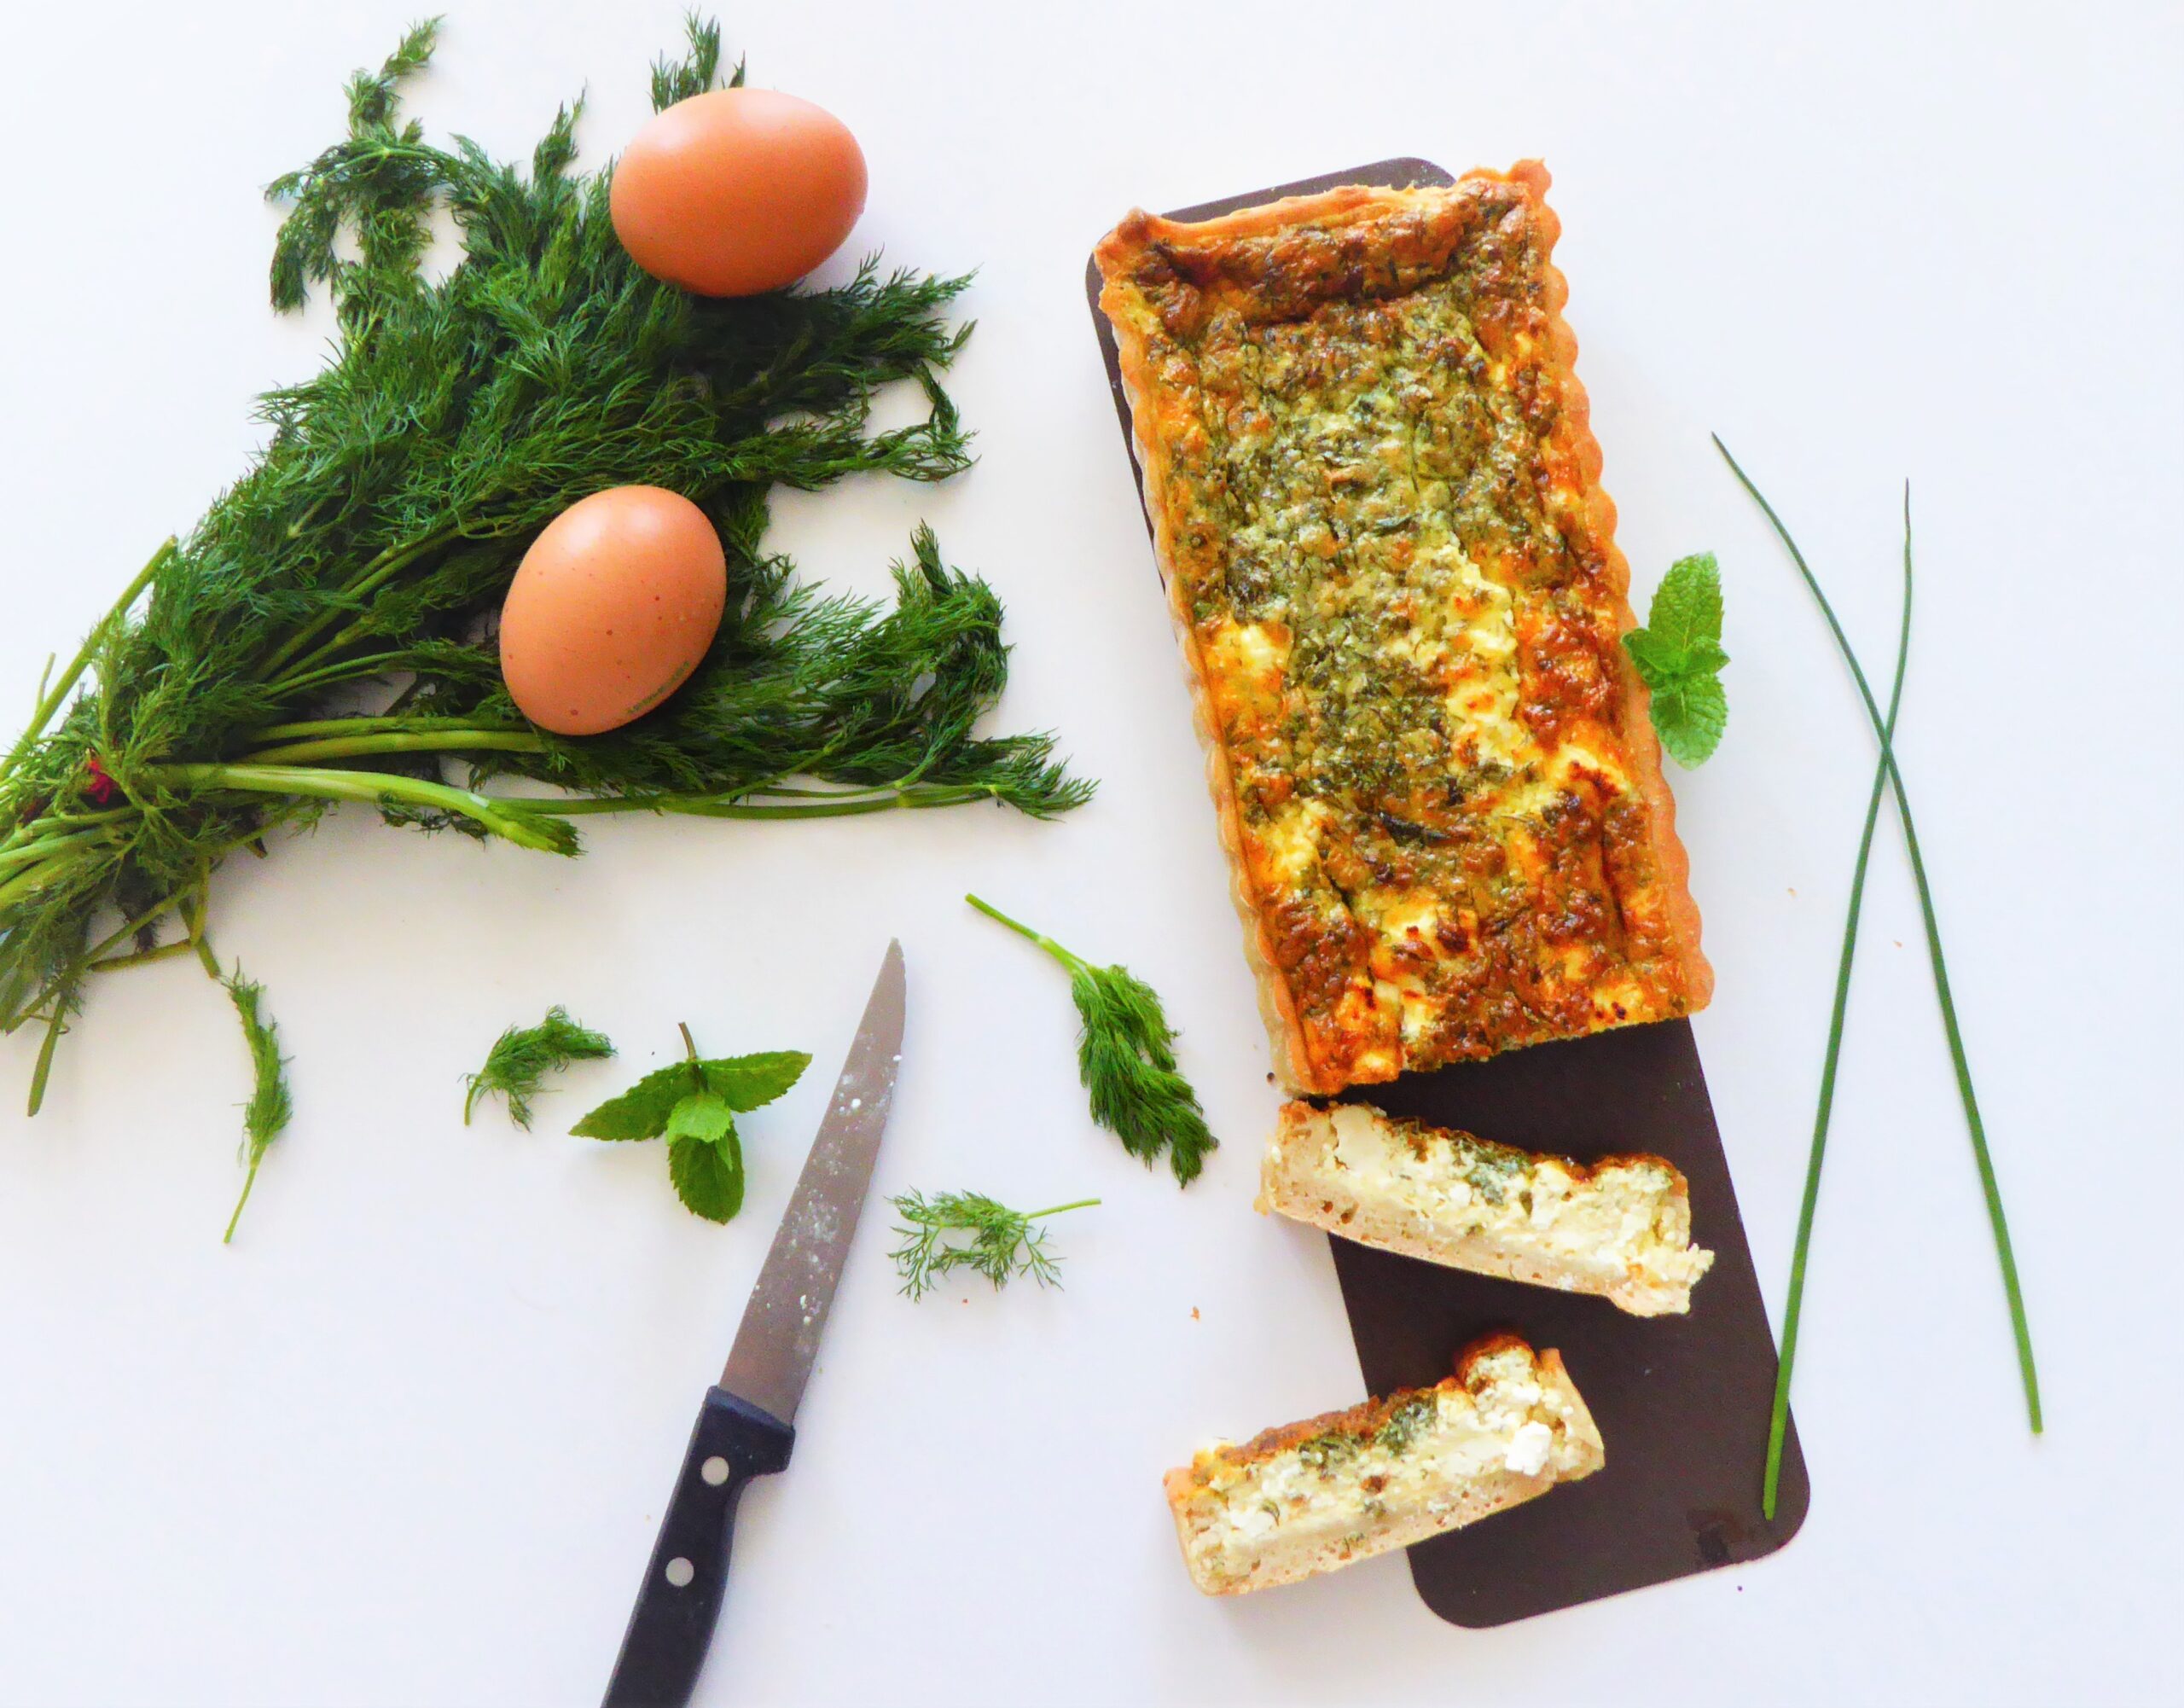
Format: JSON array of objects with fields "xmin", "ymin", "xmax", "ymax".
[{"xmin": 1503, "ymin": 1420, "xmax": 1555, "ymax": 1478}]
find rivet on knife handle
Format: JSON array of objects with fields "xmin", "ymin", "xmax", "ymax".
[{"xmin": 601, "ymin": 1388, "xmax": 794, "ymax": 1708}]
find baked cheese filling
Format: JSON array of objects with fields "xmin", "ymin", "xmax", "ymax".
[
  {"xmin": 1261, "ymin": 1101, "xmax": 1714, "ymax": 1313},
  {"xmin": 1099, "ymin": 172, "xmax": 1709, "ymax": 1090},
  {"xmin": 1168, "ymin": 1340, "xmax": 1601, "ymax": 1594}
]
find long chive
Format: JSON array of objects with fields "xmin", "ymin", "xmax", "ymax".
[
  {"xmin": 1716, "ymin": 438, "xmax": 2043, "ymax": 1485},
  {"xmin": 1760, "ymin": 488, "xmax": 1911, "ymax": 1517}
]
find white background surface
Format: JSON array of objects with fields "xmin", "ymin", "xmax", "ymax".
[{"xmin": 0, "ymin": 3, "xmax": 2177, "ymax": 1704}]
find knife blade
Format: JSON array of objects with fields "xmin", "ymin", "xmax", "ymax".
[{"xmin": 602, "ymin": 940, "xmax": 906, "ymax": 1708}]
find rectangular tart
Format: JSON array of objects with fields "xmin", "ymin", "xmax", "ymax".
[
  {"xmin": 1259, "ymin": 1101, "xmax": 1714, "ymax": 1316},
  {"xmin": 1164, "ymin": 1334, "xmax": 1603, "ymax": 1595},
  {"xmin": 1095, "ymin": 165, "xmax": 1711, "ymax": 1094}
]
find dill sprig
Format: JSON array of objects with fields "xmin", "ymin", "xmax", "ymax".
[
  {"xmin": 888, "ymin": 1190, "xmax": 1099, "ymax": 1300},
  {"xmin": 221, "ymin": 968, "xmax": 291, "ymax": 1244},
  {"xmin": 0, "ymin": 20, "xmax": 1089, "ymax": 1169},
  {"xmin": 966, "ymin": 895, "xmax": 1217, "ymax": 1184},
  {"xmin": 464, "ymin": 1005, "xmax": 614, "ymax": 1128},
  {"xmin": 1715, "ymin": 438, "xmax": 2041, "ymax": 1518}
]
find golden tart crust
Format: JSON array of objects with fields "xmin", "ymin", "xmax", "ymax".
[{"xmin": 1097, "ymin": 165, "xmax": 1710, "ymax": 1094}]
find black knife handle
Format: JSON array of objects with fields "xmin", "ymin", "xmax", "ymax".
[{"xmin": 601, "ymin": 1386, "xmax": 795, "ymax": 1708}]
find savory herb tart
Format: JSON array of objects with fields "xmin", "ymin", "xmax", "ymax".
[{"xmin": 1095, "ymin": 164, "xmax": 1710, "ymax": 1094}]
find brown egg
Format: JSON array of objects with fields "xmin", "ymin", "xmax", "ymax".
[
  {"xmin": 499, "ymin": 487, "xmax": 727, "ymax": 736},
  {"xmin": 610, "ymin": 88, "xmax": 867, "ymax": 297}
]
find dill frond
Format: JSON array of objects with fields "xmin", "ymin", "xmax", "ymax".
[
  {"xmin": 888, "ymin": 1191, "xmax": 1099, "ymax": 1300},
  {"xmin": 221, "ymin": 969, "xmax": 291, "ymax": 1243},
  {"xmin": 464, "ymin": 1006, "xmax": 614, "ymax": 1128},
  {"xmin": 966, "ymin": 897, "xmax": 1217, "ymax": 1185}
]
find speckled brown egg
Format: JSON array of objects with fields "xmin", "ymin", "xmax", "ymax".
[{"xmin": 499, "ymin": 486, "xmax": 726, "ymax": 736}]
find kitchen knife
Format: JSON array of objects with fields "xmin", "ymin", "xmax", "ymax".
[{"xmin": 601, "ymin": 940, "xmax": 906, "ymax": 1708}]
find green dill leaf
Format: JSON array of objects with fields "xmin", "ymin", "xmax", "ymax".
[
  {"xmin": 967, "ymin": 896, "xmax": 1217, "ymax": 1185},
  {"xmin": 220, "ymin": 967, "xmax": 292, "ymax": 1243},
  {"xmin": 463, "ymin": 1005, "xmax": 613, "ymax": 1127},
  {"xmin": 650, "ymin": 15, "xmax": 726, "ymax": 112},
  {"xmin": 668, "ymin": 1129, "xmax": 745, "ymax": 1223},
  {"xmin": 665, "ymin": 1089, "xmax": 735, "ymax": 1146},
  {"xmin": 703, "ymin": 1050, "xmax": 810, "ymax": 1112},
  {"xmin": 1373, "ymin": 1393, "xmax": 1438, "ymax": 1455},
  {"xmin": 887, "ymin": 1189, "xmax": 1098, "ymax": 1300}
]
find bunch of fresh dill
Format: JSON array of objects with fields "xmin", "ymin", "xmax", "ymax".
[{"xmin": 0, "ymin": 20, "xmax": 1088, "ymax": 1136}]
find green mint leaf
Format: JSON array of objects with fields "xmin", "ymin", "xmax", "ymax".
[
  {"xmin": 1682, "ymin": 636, "xmax": 1730, "ymax": 677},
  {"xmin": 570, "ymin": 1061, "xmax": 690, "ymax": 1142},
  {"xmin": 669, "ymin": 1130, "xmax": 746, "ymax": 1223},
  {"xmin": 700, "ymin": 1050, "xmax": 810, "ymax": 1113},
  {"xmin": 1626, "ymin": 552, "xmax": 1728, "ymax": 768},
  {"xmin": 1621, "ymin": 627, "xmax": 1687, "ymax": 688},
  {"xmin": 665, "ymin": 1090, "xmax": 735, "ymax": 1146},
  {"xmin": 1651, "ymin": 676, "xmax": 1728, "ymax": 768},
  {"xmin": 1647, "ymin": 552, "xmax": 1723, "ymax": 655}
]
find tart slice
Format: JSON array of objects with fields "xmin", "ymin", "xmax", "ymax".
[
  {"xmin": 1259, "ymin": 1101, "xmax": 1713, "ymax": 1316},
  {"xmin": 1165, "ymin": 1335, "xmax": 1603, "ymax": 1595}
]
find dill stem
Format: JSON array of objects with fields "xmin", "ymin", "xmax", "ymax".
[
  {"xmin": 260, "ymin": 650, "xmax": 411, "ymax": 703},
  {"xmin": 1023, "ymin": 1198, "xmax": 1101, "ymax": 1220},
  {"xmin": 0, "ymin": 827, "xmax": 120, "ymax": 874},
  {"xmin": 26, "ymin": 1002, "xmax": 68, "ymax": 1116},
  {"xmin": 88, "ymin": 938, "xmax": 199, "ymax": 973},
  {"xmin": 154, "ymin": 763, "xmax": 575, "ymax": 855},
  {"xmin": 964, "ymin": 892, "xmax": 1081, "ymax": 971},
  {"xmin": 3, "ymin": 539, "xmax": 173, "ymax": 785},
  {"xmin": 241, "ymin": 729, "xmax": 545, "ymax": 764},
  {"xmin": 1716, "ymin": 436, "xmax": 2041, "ymax": 1445},
  {"xmin": 222, "ymin": 1155, "xmax": 264, "ymax": 1246},
  {"xmin": 247, "ymin": 715, "xmax": 521, "ymax": 742},
  {"xmin": 0, "ymin": 842, "xmax": 109, "ymax": 912},
  {"xmin": 1763, "ymin": 490, "xmax": 1912, "ymax": 1519},
  {"xmin": 495, "ymin": 783, "xmax": 1008, "ymax": 820},
  {"xmin": 255, "ymin": 524, "xmax": 460, "ymax": 678}
]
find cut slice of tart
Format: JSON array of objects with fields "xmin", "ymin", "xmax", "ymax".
[
  {"xmin": 1164, "ymin": 1334, "xmax": 1603, "ymax": 1595},
  {"xmin": 1259, "ymin": 1100, "xmax": 1714, "ymax": 1316}
]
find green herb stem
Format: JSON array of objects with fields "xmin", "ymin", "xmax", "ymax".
[
  {"xmin": 1716, "ymin": 434, "xmax": 2042, "ymax": 1455},
  {"xmin": 26, "ymin": 1000, "xmax": 71, "ymax": 1117},
  {"xmin": 1762, "ymin": 490, "xmax": 1913, "ymax": 1519},
  {"xmin": 88, "ymin": 938, "xmax": 200, "ymax": 973},
  {"xmin": 241, "ymin": 729, "xmax": 546, "ymax": 765},
  {"xmin": 964, "ymin": 892, "xmax": 1078, "ymax": 971},
  {"xmin": 0, "ymin": 843, "xmax": 109, "ymax": 913},
  {"xmin": 497, "ymin": 781, "xmax": 1014, "ymax": 821},
  {"xmin": 154, "ymin": 763, "xmax": 576, "ymax": 855},
  {"xmin": 3, "ymin": 540, "xmax": 172, "ymax": 785},
  {"xmin": 255, "ymin": 524, "xmax": 459, "ymax": 678},
  {"xmin": 0, "ymin": 827, "xmax": 122, "ymax": 876}
]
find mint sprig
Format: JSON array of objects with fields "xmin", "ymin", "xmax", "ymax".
[
  {"xmin": 571, "ymin": 1025, "xmax": 808, "ymax": 1223},
  {"xmin": 1623, "ymin": 553, "xmax": 1729, "ymax": 767}
]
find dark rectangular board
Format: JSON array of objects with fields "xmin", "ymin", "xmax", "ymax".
[{"xmin": 1085, "ymin": 158, "xmax": 1808, "ymax": 1626}]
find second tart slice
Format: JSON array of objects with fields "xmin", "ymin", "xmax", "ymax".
[{"xmin": 1259, "ymin": 1101, "xmax": 1714, "ymax": 1316}]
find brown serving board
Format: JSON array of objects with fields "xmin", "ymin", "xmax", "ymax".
[{"xmin": 1085, "ymin": 159, "xmax": 1808, "ymax": 1626}]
